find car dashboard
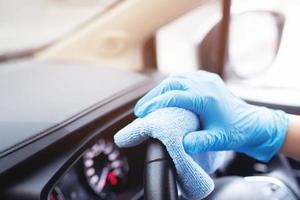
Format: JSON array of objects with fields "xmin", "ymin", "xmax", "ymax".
[
  {"xmin": 50, "ymin": 136, "xmax": 300, "ymax": 200},
  {"xmin": 1, "ymin": 60, "xmax": 300, "ymax": 200},
  {"xmin": 0, "ymin": 60, "xmax": 159, "ymax": 200}
]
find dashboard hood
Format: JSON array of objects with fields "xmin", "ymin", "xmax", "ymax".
[{"xmin": 0, "ymin": 60, "xmax": 151, "ymax": 173}]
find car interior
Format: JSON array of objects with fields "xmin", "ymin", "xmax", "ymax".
[{"xmin": 0, "ymin": 0, "xmax": 300, "ymax": 200}]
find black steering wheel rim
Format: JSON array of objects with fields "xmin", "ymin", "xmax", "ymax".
[{"xmin": 144, "ymin": 139, "xmax": 179, "ymax": 200}]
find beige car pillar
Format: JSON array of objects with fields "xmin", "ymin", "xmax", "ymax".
[{"xmin": 37, "ymin": 0, "xmax": 207, "ymax": 71}]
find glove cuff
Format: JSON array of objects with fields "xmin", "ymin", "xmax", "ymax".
[{"xmin": 255, "ymin": 109, "xmax": 289, "ymax": 162}]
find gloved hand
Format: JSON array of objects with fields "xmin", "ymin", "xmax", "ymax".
[
  {"xmin": 114, "ymin": 107, "xmax": 231, "ymax": 199},
  {"xmin": 134, "ymin": 71, "xmax": 289, "ymax": 162}
]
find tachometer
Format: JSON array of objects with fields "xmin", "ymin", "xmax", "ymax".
[{"xmin": 83, "ymin": 139, "xmax": 129, "ymax": 199}]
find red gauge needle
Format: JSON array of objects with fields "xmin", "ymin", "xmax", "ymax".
[
  {"xmin": 96, "ymin": 166, "xmax": 110, "ymax": 192},
  {"xmin": 108, "ymin": 171, "xmax": 118, "ymax": 186}
]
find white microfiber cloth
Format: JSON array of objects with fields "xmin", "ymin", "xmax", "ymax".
[{"xmin": 114, "ymin": 107, "xmax": 230, "ymax": 199}]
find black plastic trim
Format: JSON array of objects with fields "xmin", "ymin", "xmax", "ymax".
[
  {"xmin": 0, "ymin": 73, "xmax": 162, "ymax": 175},
  {"xmin": 0, "ymin": 73, "xmax": 163, "ymax": 200}
]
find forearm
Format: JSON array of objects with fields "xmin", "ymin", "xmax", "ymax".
[{"xmin": 280, "ymin": 114, "xmax": 300, "ymax": 161}]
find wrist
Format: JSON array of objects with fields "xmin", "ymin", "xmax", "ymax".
[
  {"xmin": 280, "ymin": 114, "xmax": 300, "ymax": 161},
  {"xmin": 269, "ymin": 110, "xmax": 289, "ymax": 159}
]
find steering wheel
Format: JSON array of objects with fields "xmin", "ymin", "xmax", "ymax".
[
  {"xmin": 144, "ymin": 139, "xmax": 178, "ymax": 200},
  {"xmin": 143, "ymin": 139, "xmax": 300, "ymax": 200}
]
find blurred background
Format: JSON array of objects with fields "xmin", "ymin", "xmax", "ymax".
[
  {"xmin": 1, "ymin": 0, "xmax": 300, "ymax": 106},
  {"xmin": 1, "ymin": 1, "xmax": 300, "ymax": 199},
  {"xmin": 0, "ymin": 0, "xmax": 119, "ymax": 55}
]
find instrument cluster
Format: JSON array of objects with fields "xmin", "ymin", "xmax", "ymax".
[{"xmin": 49, "ymin": 138, "xmax": 144, "ymax": 200}]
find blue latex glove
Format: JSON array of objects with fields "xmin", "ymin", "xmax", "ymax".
[
  {"xmin": 114, "ymin": 107, "xmax": 231, "ymax": 199},
  {"xmin": 134, "ymin": 71, "xmax": 289, "ymax": 162}
]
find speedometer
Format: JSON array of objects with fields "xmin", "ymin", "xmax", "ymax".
[{"xmin": 83, "ymin": 139, "xmax": 129, "ymax": 199}]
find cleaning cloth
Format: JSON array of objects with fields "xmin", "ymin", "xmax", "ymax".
[{"xmin": 114, "ymin": 107, "xmax": 229, "ymax": 199}]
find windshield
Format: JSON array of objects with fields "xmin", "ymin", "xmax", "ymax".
[{"xmin": 0, "ymin": 0, "xmax": 119, "ymax": 56}]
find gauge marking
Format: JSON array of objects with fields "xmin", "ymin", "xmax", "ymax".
[
  {"xmin": 90, "ymin": 175, "xmax": 99, "ymax": 185},
  {"xmin": 82, "ymin": 139, "xmax": 129, "ymax": 198},
  {"xmin": 84, "ymin": 159, "xmax": 94, "ymax": 168},
  {"xmin": 86, "ymin": 168, "xmax": 95, "ymax": 176},
  {"xmin": 85, "ymin": 151, "xmax": 95, "ymax": 159},
  {"xmin": 108, "ymin": 150, "xmax": 120, "ymax": 161},
  {"xmin": 104, "ymin": 143, "xmax": 113, "ymax": 154},
  {"xmin": 113, "ymin": 168, "xmax": 122, "ymax": 177},
  {"xmin": 111, "ymin": 160, "xmax": 122, "ymax": 168}
]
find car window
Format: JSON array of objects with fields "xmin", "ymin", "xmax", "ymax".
[
  {"xmin": 156, "ymin": 0, "xmax": 222, "ymax": 74},
  {"xmin": 156, "ymin": 0, "xmax": 300, "ymax": 106},
  {"xmin": 0, "ymin": 0, "xmax": 120, "ymax": 55}
]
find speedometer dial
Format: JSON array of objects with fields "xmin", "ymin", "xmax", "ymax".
[{"xmin": 83, "ymin": 139, "xmax": 129, "ymax": 199}]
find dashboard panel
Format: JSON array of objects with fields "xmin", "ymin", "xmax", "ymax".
[
  {"xmin": 0, "ymin": 60, "xmax": 163, "ymax": 200},
  {"xmin": 1, "ymin": 60, "xmax": 300, "ymax": 200}
]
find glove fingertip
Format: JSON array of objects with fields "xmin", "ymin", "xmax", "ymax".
[
  {"xmin": 134, "ymin": 100, "xmax": 146, "ymax": 117},
  {"xmin": 133, "ymin": 106, "xmax": 142, "ymax": 118},
  {"xmin": 135, "ymin": 103, "xmax": 159, "ymax": 118}
]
